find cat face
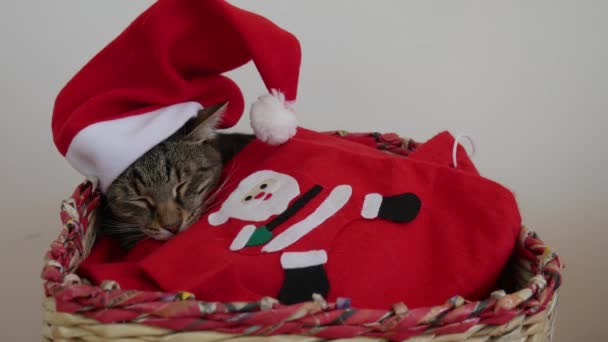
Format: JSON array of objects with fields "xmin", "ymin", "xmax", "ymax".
[{"xmin": 103, "ymin": 104, "xmax": 225, "ymax": 241}]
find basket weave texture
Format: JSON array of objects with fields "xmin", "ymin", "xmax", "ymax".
[{"xmin": 41, "ymin": 132, "xmax": 563, "ymax": 341}]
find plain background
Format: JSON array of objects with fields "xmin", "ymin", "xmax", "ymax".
[{"xmin": 1, "ymin": 1, "xmax": 606, "ymax": 340}]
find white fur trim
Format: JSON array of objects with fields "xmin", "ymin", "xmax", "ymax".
[
  {"xmin": 280, "ymin": 250, "xmax": 328, "ymax": 269},
  {"xmin": 66, "ymin": 102, "xmax": 202, "ymax": 192},
  {"xmin": 263, "ymin": 185, "xmax": 352, "ymax": 252},
  {"xmin": 230, "ymin": 225, "xmax": 257, "ymax": 251},
  {"xmin": 250, "ymin": 90, "xmax": 298, "ymax": 145},
  {"xmin": 361, "ymin": 193, "xmax": 382, "ymax": 219}
]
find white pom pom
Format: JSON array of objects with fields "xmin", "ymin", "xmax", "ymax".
[{"xmin": 250, "ymin": 90, "xmax": 298, "ymax": 145}]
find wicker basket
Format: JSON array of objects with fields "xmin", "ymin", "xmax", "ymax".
[{"xmin": 41, "ymin": 133, "xmax": 563, "ymax": 342}]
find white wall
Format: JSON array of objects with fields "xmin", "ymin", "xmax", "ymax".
[{"xmin": 1, "ymin": 1, "xmax": 606, "ymax": 340}]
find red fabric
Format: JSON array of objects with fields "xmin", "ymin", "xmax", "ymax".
[
  {"xmin": 79, "ymin": 238, "xmax": 163, "ymax": 291},
  {"xmin": 79, "ymin": 129, "xmax": 521, "ymax": 309},
  {"xmin": 409, "ymin": 131, "xmax": 479, "ymax": 175},
  {"xmin": 52, "ymin": 0, "xmax": 300, "ymax": 154}
]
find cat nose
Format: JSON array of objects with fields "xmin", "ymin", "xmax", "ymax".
[{"xmin": 163, "ymin": 221, "xmax": 182, "ymax": 234}]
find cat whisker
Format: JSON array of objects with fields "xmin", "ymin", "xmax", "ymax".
[
  {"xmin": 102, "ymin": 218, "xmax": 132, "ymax": 224},
  {"xmin": 199, "ymin": 163, "xmax": 238, "ymax": 209},
  {"xmin": 120, "ymin": 235, "xmax": 147, "ymax": 242},
  {"xmin": 120, "ymin": 231, "xmax": 148, "ymax": 239},
  {"xmin": 101, "ymin": 220, "xmax": 140, "ymax": 228},
  {"xmin": 217, "ymin": 162, "xmax": 241, "ymax": 191},
  {"xmin": 103, "ymin": 217, "xmax": 136, "ymax": 223},
  {"xmin": 101, "ymin": 225, "xmax": 140, "ymax": 232},
  {"xmin": 102, "ymin": 225, "xmax": 139, "ymax": 231},
  {"xmin": 102, "ymin": 227, "xmax": 140, "ymax": 235}
]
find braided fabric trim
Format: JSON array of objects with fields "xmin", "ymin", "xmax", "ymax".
[{"xmin": 43, "ymin": 296, "xmax": 558, "ymax": 341}]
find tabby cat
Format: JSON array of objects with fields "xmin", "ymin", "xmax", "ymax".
[{"xmin": 101, "ymin": 103, "xmax": 254, "ymax": 248}]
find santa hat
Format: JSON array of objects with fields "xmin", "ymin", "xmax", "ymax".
[{"xmin": 52, "ymin": 0, "xmax": 300, "ymax": 192}]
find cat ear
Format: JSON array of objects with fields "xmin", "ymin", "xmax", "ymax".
[{"xmin": 184, "ymin": 102, "xmax": 228, "ymax": 143}]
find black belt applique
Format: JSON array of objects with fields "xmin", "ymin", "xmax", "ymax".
[{"xmin": 244, "ymin": 185, "xmax": 323, "ymax": 247}]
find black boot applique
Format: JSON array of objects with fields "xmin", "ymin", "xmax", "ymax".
[{"xmin": 277, "ymin": 250, "xmax": 329, "ymax": 305}]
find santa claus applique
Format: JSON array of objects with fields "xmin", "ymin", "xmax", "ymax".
[{"xmin": 206, "ymin": 169, "xmax": 421, "ymax": 304}]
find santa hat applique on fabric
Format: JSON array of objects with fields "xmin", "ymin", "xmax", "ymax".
[{"xmin": 52, "ymin": 0, "xmax": 301, "ymax": 192}]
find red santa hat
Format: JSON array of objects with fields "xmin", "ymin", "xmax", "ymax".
[{"xmin": 52, "ymin": 0, "xmax": 300, "ymax": 192}]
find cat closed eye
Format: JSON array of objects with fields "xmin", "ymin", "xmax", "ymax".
[
  {"xmin": 174, "ymin": 181, "xmax": 189, "ymax": 199},
  {"xmin": 129, "ymin": 198, "xmax": 155, "ymax": 210}
]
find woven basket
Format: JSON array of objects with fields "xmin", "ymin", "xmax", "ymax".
[{"xmin": 41, "ymin": 132, "xmax": 563, "ymax": 342}]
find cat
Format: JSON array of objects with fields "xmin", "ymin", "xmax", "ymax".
[{"xmin": 101, "ymin": 103, "xmax": 254, "ymax": 248}]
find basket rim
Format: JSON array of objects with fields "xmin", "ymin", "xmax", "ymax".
[{"xmin": 41, "ymin": 132, "xmax": 563, "ymax": 341}]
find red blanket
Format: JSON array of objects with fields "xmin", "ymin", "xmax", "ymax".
[{"xmin": 79, "ymin": 129, "xmax": 520, "ymax": 309}]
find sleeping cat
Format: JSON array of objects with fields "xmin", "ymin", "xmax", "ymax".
[{"xmin": 101, "ymin": 103, "xmax": 254, "ymax": 248}]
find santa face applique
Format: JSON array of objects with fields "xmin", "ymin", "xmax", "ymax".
[
  {"xmin": 208, "ymin": 170, "xmax": 300, "ymax": 226},
  {"xmin": 208, "ymin": 169, "xmax": 421, "ymax": 304}
]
